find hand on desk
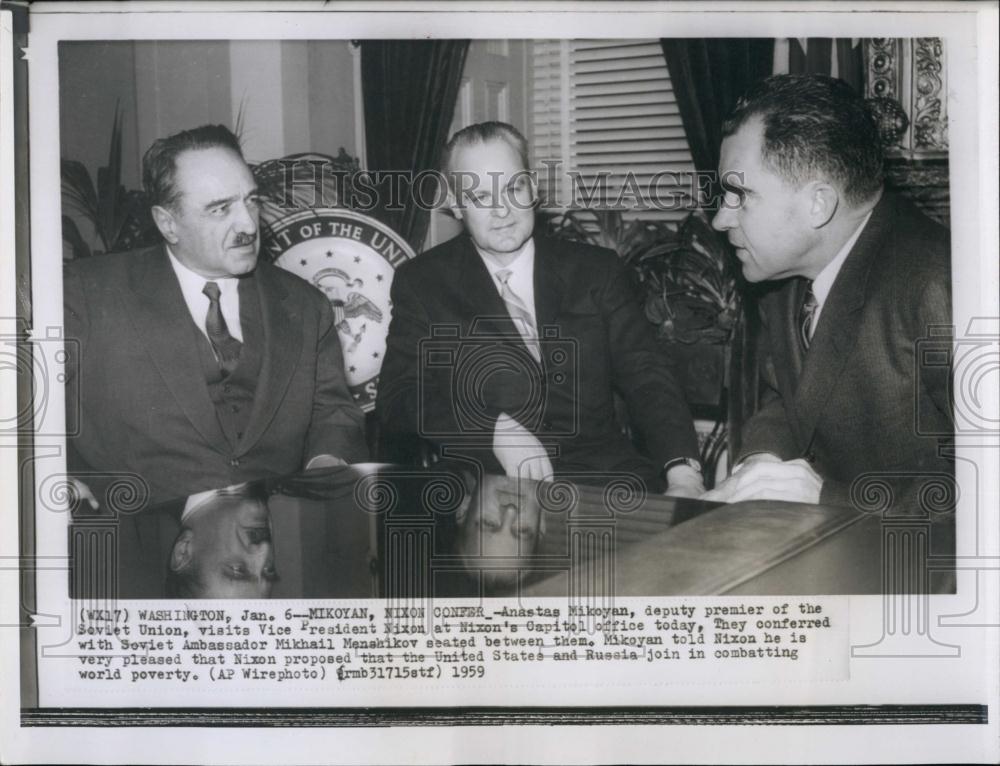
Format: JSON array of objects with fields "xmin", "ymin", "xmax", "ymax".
[
  {"xmin": 493, "ymin": 413, "xmax": 554, "ymax": 482},
  {"xmin": 700, "ymin": 453, "xmax": 823, "ymax": 504},
  {"xmin": 663, "ymin": 464, "xmax": 706, "ymax": 499}
]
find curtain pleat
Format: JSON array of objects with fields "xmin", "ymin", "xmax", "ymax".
[
  {"xmin": 360, "ymin": 40, "xmax": 470, "ymax": 252},
  {"xmin": 659, "ymin": 39, "xmax": 774, "ymax": 174}
]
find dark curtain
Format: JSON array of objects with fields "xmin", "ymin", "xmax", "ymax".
[
  {"xmin": 659, "ymin": 39, "xmax": 774, "ymax": 174},
  {"xmin": 788, "ymin": 38, "xmax": 864, "ymax": 93},
  {"xmin": 659, "ymin": 40, "xmax": 773, "ymax": 463},
  {"xmin": 360, "ymin": 40, "xmax": 469, "ymax": 253}
]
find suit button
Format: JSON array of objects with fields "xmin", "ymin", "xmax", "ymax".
[
  {"xmin": 542, "ymin": 420, "xmax": 553, "ymax": 431},
  {"xmin": 230, "ymin": 457, "xmax": 241, "ymax": 467},
  {"xmin": 224, "ymin": 384, "xmax": 232, "ymax": 393},
  {"xmin": 804, "ymin": 451, "xmax": 816, "ymax": 463},
  {"xmin": 237, "ymin": 431, "xmax": 244, "ymax": 440},
  {"xmin": 231, "ymin": 404, "xmax": 240, "ymax": 412}
]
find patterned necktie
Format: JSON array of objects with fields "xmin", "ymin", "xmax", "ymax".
[
  {"xmin": 798, "ymin": 281, "xmax": 819, "ymax": 351},
  {"xmin": 496, "ymin": 269, "xmax": 541, "ymax": 363},
  {"xmin": 202, "ymin": 281, "xmax": 242, "ymax": 377}
]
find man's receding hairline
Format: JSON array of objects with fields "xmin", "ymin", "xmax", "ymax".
[
  {"xmin": 166, "ymin": 145, "xmax": 253, "ymax": 207},
  {"xmin": 447, "ymin": 134, "xmax": 527, "ymax": 173},
  {"xmin": 173, "ymin": 144, "xmax": 247, "ymax": 169}
]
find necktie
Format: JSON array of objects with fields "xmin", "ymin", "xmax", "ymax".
[
  {"xmin": 202, "ymin": 281, "xmax": 242, "ymax": 377},
  {"xmin": 496, "ymin": 269, "xmax": 541, "ymax": 363},
  {"xmin": 798, "ymin": 281, "xmax": 819, "ymax": 351}
]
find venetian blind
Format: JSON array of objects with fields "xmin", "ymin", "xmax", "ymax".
[{"xmin": 531, "ymin": 39, "xmax": 697, "ymax": 222}]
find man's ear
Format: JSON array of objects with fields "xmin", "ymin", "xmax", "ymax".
[
  {"xmin": 169, "ymin": 529, "xmax": 194, "ymax": 572},
  {"xmin": 150, "ymin": 204, "xmax": 179, "ymax": 244},
  {"xmin": 806, "ymin": 182, "xmax": 839, "ymax": 229}
]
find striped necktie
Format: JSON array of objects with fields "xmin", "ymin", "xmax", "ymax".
[
  {"xmin": 202, "ymin": 281, "xmax": 242, "ymax": 377},
  {"xmin": 798, "ymin": 281, "xmax": 819, "ymax": 351},
  {"xmin": 496, "ymin": 269, "xmax": 541, "ymax": 363}
]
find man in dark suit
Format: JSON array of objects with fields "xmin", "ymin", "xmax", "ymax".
[
  {"xmin": 376, "ymin": 122, "xmax": 702, "ymax": 496},
  {"xmin": 65, "ymin": 125, "xmax": 367, "ymax": 508},
  {"xmin": 703, "ymin": 75, "xmax": 953, "ymax": 508}
]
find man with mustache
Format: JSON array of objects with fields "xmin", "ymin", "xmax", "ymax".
[
  {"xmin": 704, "ymin": 75, "xmax": 953, "ymax": 508},
  {"xmin": 64, "ymin": 125, "xmax": 367, "ymax": 508},
  {"xmin": 377, "ymin": 122, "xmax": 703, "ymax": 496}
]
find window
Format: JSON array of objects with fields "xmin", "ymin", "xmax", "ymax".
[{"xmin": 530, "ymin": 39, "xmax": 697, "ymax": 222}]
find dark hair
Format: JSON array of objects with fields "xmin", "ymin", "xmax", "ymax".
[
  {"xmin": 142, "ymin": 124, "xmax": 244, "ymax": 209},
  {"xmin": 442, "ymin": 121, "xmax": 530, "ymax": 178},
  {"xmin": 721, "ymin": 74, "xmax": 884, "ymax": 206}
]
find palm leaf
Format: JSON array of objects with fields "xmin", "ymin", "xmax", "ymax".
[
  {"xmin": 96, "ymin": 103, "xmax": 129, "ymax": 250},
  {"xmin": 61, "ymin": 215, "xmax": 92, "ymax": 260},
  {"xmin": 545, "ymin": 205, "xmax": 739, "ymax": 344},
  {"xmin": 61, "ymin": 159, "xmax": 100, "ymax": 221}
]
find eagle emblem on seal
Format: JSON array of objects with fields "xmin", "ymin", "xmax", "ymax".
[{"xmin": 260, "ymin": 208, "xmax": 415, "ymax": 412}]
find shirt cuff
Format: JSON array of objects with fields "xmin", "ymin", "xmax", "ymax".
[{"xmin": 305, "ymin": 454, "xmax": 347, "ymax": 470}]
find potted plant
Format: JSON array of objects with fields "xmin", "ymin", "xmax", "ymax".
[
  {"xmin": 61, "ymin": 108, "xmax": 159, "ymax": 259},
  {"xmin": 545, "ymin": 207, "xmax": 739, "ymax": 483},
  {"xmin": 545, "ymin": 208, "xmax": 738, "ymax": 406}
]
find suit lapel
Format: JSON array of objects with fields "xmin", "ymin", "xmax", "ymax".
[
  {"xmin": 238, "ymin": 262, "xmax": 302, "ymax": 455},
  {"xmin": 125, "ymin": 246, "xmax": 227, "ymax": 450},
  {"xmin": 533, "ymin": 237, "xmax": 567, "ymax": 333},
  {"xmin": 774, "ymin": 279, "xmax": 807, "ymax": 387},
  {"xmin": 790, "ymin": 199, "xmax": 890, "ymax": 447}
]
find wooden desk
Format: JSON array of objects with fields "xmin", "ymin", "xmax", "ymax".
[
  {"xmin": 82, "ymin": 465, "xmax": 954, "ymax": 598},
  {"xmin": 525, "ymin": 495, "xmax": 955, "ymax": 596}
]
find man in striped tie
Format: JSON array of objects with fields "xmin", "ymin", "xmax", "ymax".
[
  {"xmin": 64, "ymin": 125, "xmax": 367, "ymax": 508},
  {"xmin": 378, "ymin": 122, "xmax": 704, "ymax": 497},
  {"xmin": 704, "ymin": 75, "xmax": 953, "ymax": 509}
]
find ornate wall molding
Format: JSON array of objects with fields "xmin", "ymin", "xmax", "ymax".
[
  {"xmin": 867, "ymin": 38, "xmax": 900, "ymax": 101},
  {"xmin": 864, "ymin": 38, "xmax": 949, "ymax": 225},
  {"xmin": 912, "ymin": 38, "xmax": 948, "ymax": 151},
  {"xmin": 864, "ymin": 37, "xmax": 948, "ymax": 158}
]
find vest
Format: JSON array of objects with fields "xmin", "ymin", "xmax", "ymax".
[{"xmin": 194, "ymin": 274, "xmax": 264, "ymax": 449}]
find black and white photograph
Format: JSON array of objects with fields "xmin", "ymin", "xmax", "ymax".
[
  {"xmin": 1, "ymin": 3, "xmax": 997, "ymax": 764},
  {"xmin": 55, "ymin": 33, "xmax": 958, "ymax": 598}
]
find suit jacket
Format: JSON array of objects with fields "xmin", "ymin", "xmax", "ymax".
[
  {"xmin": 376, "ymin": 234, "xmax": 699, "ymax": 481},
  {"xmin": 738, "ymin": 193, "xmax": 954, "ymax": 508},
  {"xmin": 64, "ymin": 244, "xmax": 368, "ymax": 506}
]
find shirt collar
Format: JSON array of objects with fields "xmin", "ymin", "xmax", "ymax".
[
  {"xmin": 165, "ymin": 245, "xmax": 244, "ymax": 341},
  {"xmin": 474, "ymin": 237, "xmax": 535, "ymax": 278},
  {"xmin": 811, "ymin": 209, "xmax": 873, "ymax": 308},
  {"xmin": 165, "ymin": 246, "xmax": 238, "ymax": 290}
]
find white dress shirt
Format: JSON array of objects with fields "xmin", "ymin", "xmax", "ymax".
[
  {"xmin": 166, "ymin": 247, "xmax": 244, "ymax": 342},
  {"xmin": 808, "ymin": 210, "xmax": 873, "ymax": 338},
  {"xmin": 476, "ymin": 238, "xmax": 537, "ymax": 320}
]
